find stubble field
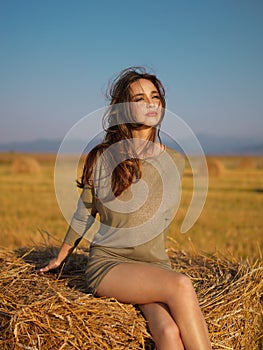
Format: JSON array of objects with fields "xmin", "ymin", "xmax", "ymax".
[{"xmin": 0, "ymin": 152, "xmax": 262, "ymax": 260}]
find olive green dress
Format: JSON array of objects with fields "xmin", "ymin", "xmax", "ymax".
[{"xmin": 63, "ymin": 146, "xmax": 185, "ymax": 295}]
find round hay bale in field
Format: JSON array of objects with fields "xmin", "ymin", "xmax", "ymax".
[
  {"xmin": 0, "ymin": 247, "xmax": 262, "ymax": 350},
  {"xmin": 206, "ymin": 158, "xmax": 225, "ymax": 177},
  {"xmin": 11, "ymin": 156, "xmax": 41, "ymax": 174},
  {"xmin": 239, "ymin": 157, "xmax": 255, "ymax": 169},
  {"xmin": 197, "ymin": 158, "xmax": 225, "ymax": 177}
]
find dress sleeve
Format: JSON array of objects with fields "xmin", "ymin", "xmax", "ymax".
[{"xmin": 63, "ymin": 185, "xmax": 98, "ymax": 247}]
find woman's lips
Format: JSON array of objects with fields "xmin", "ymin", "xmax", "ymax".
[{"xmin": 145, "ymin": 111, "xmax": 158, "ymax": 117}]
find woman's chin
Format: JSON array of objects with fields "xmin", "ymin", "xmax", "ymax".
[{"xmin": 135, "ymin": 117, "xmax": 161, "ymax": 127}]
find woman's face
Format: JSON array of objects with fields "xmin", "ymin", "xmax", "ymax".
[{"xmin": 129, "ymin": 78, "xmax": 163, "ymax": 127}]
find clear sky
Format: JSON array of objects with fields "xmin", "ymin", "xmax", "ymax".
[{"xmin": 0, "ymin": 0, "xmax": 262, "ymax": 143}]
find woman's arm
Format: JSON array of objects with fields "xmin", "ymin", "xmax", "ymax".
[{"xmin": 40, "ymin": 185, "xmax": 97, "ymax": 272}]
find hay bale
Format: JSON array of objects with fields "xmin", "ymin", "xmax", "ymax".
[
  {"xmin": 0, "ymin": 248, "xmax": 150, "ymax": 350},
  {"xmin": 11, "ymin": 156, "xmax": 41, "ymax": 174},
  {"xmin": 0, "ymin": 247, "xmax": 262, "ymax": 349},
  {"xmin": 239, "ymin": 157, "xmax": 255, "ymax": 169},
  {"xmin": 206, "ymin": 158, "xmax": 225, "ymax": 177},
  {"xmin": 169, "ymin": 250, "xmax": 263, "ymax": 350},
  {"xmin": 197, "ymin": 158, "xmax": 225, "ymax": 177}
]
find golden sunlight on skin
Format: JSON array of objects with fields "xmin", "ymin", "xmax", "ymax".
[
  {"xmin": 129, "ymin": 79, "xmax": 162, "ymax": 136},
  {"xmin": 129, "ymin": 79, "xmax": 164, "ymax": 156}
]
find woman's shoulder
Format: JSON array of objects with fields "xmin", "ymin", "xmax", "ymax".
[{"xmin": 164, "ymin": 146, "xmax": 185, "ymax": 161}]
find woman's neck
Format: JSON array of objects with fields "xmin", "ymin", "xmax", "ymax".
[
  {"xmin": 131, "ymin": 126, "xmax": 153, "ymax": 140},
  {"xmin": 131, "ymin": 127, "xmax": 164, "ymax": 158}
]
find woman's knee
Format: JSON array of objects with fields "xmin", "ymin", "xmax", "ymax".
[
  {"xmin": 169, "ymin": 272, "xmax": 195, "ymax": 297},
  {"xmin": 156, "ymin": 320, "xmax": 181, "ymax": 344}
]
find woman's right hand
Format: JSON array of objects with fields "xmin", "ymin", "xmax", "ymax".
[
  {"xmin": 39, "ymin": 243, "xmax": 73, "ymax": 273},
  {"xmin": 39, "ymin": 257, "xmax": 62, "ymax": 273}
]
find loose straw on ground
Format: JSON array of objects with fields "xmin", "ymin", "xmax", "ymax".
[{"xmin": 0, "ymin": 246, "xmax": 262, "ymax": 349}]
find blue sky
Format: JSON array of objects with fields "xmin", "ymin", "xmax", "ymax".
[{"xmin": 0, "ymin": 0, "xmax": 262, "ymax": 143}]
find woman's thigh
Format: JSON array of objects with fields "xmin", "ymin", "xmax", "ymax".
[{"xmin": 95, "ymin": 262, "xmax": 189, "ymax": 304}]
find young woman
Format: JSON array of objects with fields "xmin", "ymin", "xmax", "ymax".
[{"xmin": 41, "ymin": 67, "xmax": 212, "ymax": 349}]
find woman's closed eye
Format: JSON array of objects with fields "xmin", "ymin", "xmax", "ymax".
[{"xmin": 133, "ymin": 95, "xmax": 160, "ymax": 103}]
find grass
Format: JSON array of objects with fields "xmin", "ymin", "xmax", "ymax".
[
  {"xmin": 0, "ymin": 152, "xmax": 262, "ymax": 260},
  {"xmin": 168, "ymin": 156, "xmax": 263, "ymax": 260}
]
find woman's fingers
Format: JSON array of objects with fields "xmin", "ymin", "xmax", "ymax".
[
  {"xmin": 39, "ymin": 265, "xmax": 50, "ymax": 272},
  {"xmin": 39, "ymin": 258, "xmax": 61, "ymax": 272}
]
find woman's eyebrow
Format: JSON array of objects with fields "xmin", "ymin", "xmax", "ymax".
[{"xmin": 131, "ymin": 93, "xmax": 144, "ymax": 98}]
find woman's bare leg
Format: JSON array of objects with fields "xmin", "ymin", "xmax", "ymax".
[
  {"xmin": 96, "ymin": 263, "xmax": 211, "ymax": 350},
  {"xmin": 139, "ymin": 302, "xmax": 184, "ymax": 350}
]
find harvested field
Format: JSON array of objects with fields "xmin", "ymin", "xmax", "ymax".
[
  {"xmin": 0, "ymin": 153, "xmax": 262, "ymax": 259},
  {"xmin": 0, "ymin": 246, "xmax": 262, "ymax": 350}
]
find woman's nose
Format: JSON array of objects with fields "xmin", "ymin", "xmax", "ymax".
[{"xmin": 145, "ymin": 99, "xmax": 155, "ymax": 108}]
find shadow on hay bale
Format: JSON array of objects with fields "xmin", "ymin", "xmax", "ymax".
[
  {"xmin": 11, "ymin": 156, "xmax": 41, "ymax": 174},
  {"xmin": 0, "ymin": 246, "xmax": 262, "ymax": 349}
]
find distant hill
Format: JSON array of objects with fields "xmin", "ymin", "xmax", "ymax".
[
  {"xmin": 0, "ymin": 135, "xmax": 262, "ymax": 155},
  {"xmin": 196, "ymin": 134, "xmax": 263, "ymax": 155},
  {"xmin": 0, "ymin": 139, "xmax": 61, "ymax": 153}
]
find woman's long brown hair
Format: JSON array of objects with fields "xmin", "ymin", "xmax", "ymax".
[{"xmin": 77, "ymin": 66, "xmax": 166, "ymax": 198}]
